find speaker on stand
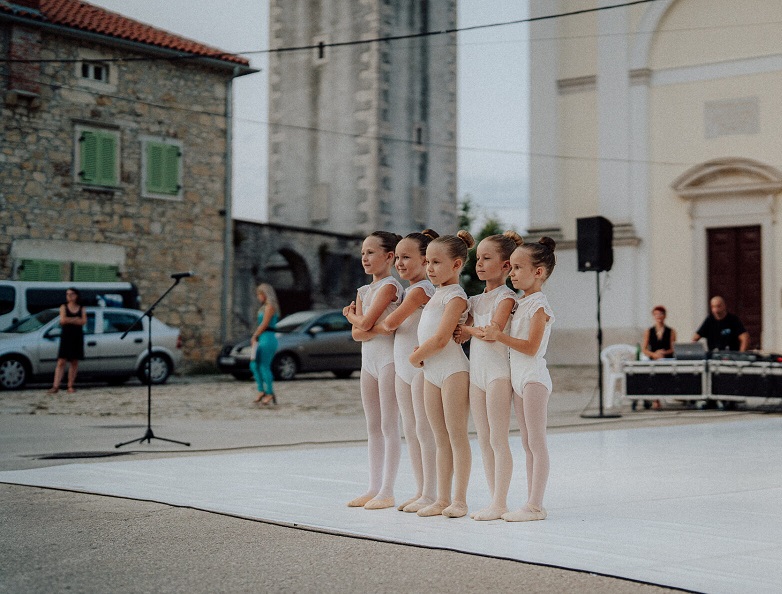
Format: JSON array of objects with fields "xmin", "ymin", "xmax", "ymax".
[{"xmin": 577, "ymin": 216, "xmax": 621, "ymax": 419}]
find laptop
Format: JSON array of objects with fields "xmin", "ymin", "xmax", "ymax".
[{"xmin": 673, "ymin": 342, "xmax": 707, "ymax": 360}]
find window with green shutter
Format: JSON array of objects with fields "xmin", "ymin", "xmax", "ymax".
[
  {"xmin": 19, "ymin": 260, "xmax": 65, "ymax": 281},
  {"xmin": 144, "ymin": 140, "xmax": 182, "ymax": 197},
  {"xmin": 78, "ymin": 128, "xmax": 118, "ymax": 187}
]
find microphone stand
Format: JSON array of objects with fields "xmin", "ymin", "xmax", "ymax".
[{"xmin": 115, "ymin": 277, "xmax": 190, "ymax": 448}]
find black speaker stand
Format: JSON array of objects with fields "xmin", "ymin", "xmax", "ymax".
[
  {"xmin": 115, "ymin": 277, "xmax": 191, "ymax": 448},
  {"xmin": 581, "ymin": 270, "xmax": 622, "ymax": 419}
]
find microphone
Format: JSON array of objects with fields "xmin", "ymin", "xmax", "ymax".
[{"xmin": 170, "ymin": 271, "xmax": 195, "ymax": 280}]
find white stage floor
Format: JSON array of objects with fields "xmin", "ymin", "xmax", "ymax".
[{"xmin": 2, "ymin": 418, "xmax": 781, "ymax": 593}]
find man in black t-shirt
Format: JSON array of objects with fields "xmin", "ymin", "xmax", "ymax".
[{"xmin": 691, "ymin": 295, "xmax": 750, "ymax": 352}]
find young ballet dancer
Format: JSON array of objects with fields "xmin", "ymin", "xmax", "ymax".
[
  {"xmin": 483, "ymin": 237, "xmax": 556, "ymax": 522},
  {"xmin": 344, "ymin": 231, "xmax": 404, "ymax": 510},
  {"xmin": 456, "ymin": 232, "xmax": 522, "ymax": 521},
  {"xmin": 372, "ymin": 230, "xmax": 439, "ymax": 513},
  {"xmin": 409, "ymin": 231, "xmax": 474, "ymax": 518}
]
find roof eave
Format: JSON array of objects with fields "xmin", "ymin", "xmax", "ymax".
[{"xmin": 0, "ymin": 12, "xmax": 258, "ymax": 77}]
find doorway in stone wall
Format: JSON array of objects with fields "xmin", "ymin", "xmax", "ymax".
[{"xmin": 707, "ymin": 225, "xmax": 762, "ymax": 349}]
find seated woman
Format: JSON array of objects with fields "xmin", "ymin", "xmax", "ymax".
[{"xmin": 640, "ymin": 305, "xmax": 677, "ymax": 410}]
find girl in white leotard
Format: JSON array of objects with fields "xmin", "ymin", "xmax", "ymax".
[
  {"xmin": 344, "ymin": 231, "xmax": 404, "ymax": 510},
  {"xmin": 484, "ymin": 237, "xmax": 557, "ymax": 522},
  {"xmin": 409, "ymin": 230, "xmax": 474, "ymax": 519},
  {"xmin": 373, "ymin": 230, "xmax": 438, "ymax": 513},
  {"xmin": 456, "ymin": 231, "xmax": 523, "ymax": 521}
]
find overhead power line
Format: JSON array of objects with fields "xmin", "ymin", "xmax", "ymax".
[
  {"xmin": 0, "ymin": 67, "xmax": 703, "ymax": 169},
  {"xmin": 2, "ymin": 0, "xmax": 659, "ymax": 64}
]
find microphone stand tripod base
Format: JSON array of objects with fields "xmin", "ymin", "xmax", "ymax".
[
  {"xmin": 580, "ymin": 411, "xmax": 622, "ymax": 419},
  {"xmin": 116, "ymin": 426, "xmax": 190, "ymax": 448}
]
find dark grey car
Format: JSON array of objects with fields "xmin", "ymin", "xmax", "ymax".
[{"xmin": 217, "ymin": 309, "xmax": 361, "ymax": 381}]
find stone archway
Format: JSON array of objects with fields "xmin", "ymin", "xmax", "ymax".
[{"xmin": 265, "ymin": 248, "xmax": 313, "ymax": 316}]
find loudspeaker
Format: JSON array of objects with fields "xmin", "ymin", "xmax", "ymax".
[{"xmin": 577, "ymin": 216, "xmax": 613, "ymax": 272}]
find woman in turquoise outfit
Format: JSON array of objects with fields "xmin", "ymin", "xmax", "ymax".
[{"xmin": 250, "ymin": 283, "xmax": 280, "ymax": 405}]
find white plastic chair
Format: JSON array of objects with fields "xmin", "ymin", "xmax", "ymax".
[{"xmin": 600, "ymin": 344, "xmax": 637, "ymax": 409}]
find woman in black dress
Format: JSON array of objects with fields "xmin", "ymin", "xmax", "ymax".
[
  {"xmin": 641, "ymin": 305, "xmax": 677, "ymax": 410},
  {"xmin": 48, "ymin": 288, "xmax": 87, "ymax": 394}
]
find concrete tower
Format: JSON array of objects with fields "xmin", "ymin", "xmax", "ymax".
[{"xmin": 268, "ymin": 0, "xmax": 458, "ymax": 236}]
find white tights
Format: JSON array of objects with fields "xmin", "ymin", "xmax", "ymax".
[
  {"xmin": 470, "ymin": 378, "xmax": 514, "ymax": 520},
  {"xmin": 355, "ymin": 363, "xmax": 401, "ymax": 505},
  {"xmin": 418, "ymin": 371, "xmax": 471, "ymax": 518},
  {"xmin": 513, "ymin": 382, "xmax": 550, "ymax": 510},
  {"xmin": 396, "ymin": 371, "xmax": 437, "ymax": 511}
]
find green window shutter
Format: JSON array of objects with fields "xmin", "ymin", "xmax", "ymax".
[
  {"xmin": 20, "ymin": 260, "xmax": 64, "ymax": 281},
  {"xmin": 96, "ymin": 132, "xmax": 117, "ymax": 186},
  {"xmin": 146, "ymin": 142, "xmax": 165, "ymax": 194},
  {"xmin": 79, "ymin": 130, "xmax": 98, "ymax": 183},
  {"xmin": 146, "ymin": 141, "xmax": 181, "ymax": 195},
  {"xmin": 162, "ymin": 144, "xmax": 181, "ymax": 195},
  {"xmin": 73, "ymin": 263, "xmax": 118, "ymax": 282},
  {"xmin": 80, "ymin": 130, "xmax": 117, "ymax": 187}
]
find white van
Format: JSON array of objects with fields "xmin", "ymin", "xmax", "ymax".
[{"xmin": 0, "ymin": 281, "xmax": 140, "ymax": 330}]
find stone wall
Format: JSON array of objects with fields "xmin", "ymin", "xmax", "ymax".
[{"xmin": 0, "ymin": 26, "xmax": 232, "ymax": 363}]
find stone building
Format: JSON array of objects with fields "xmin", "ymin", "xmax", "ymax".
[
  {"xmin": 231, "ymin": 221, "xmax": 365, "ymax": 338},
  {"xmin": 0, "ymin": 0, "xmax": 255, "ymax": 362},
  {"xmin": 528, "ymin": 0, "xmax": 782, "ymax": 363},
  {"xmin": 267, "ymin": 0, "xmax": 458, "ymax": 237}
]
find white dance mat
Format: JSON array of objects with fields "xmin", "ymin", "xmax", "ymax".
[{"xmin": 2, "ymin": 418, "xmax": 781, "ymax": 593}]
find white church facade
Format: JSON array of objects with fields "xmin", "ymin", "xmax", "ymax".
[{"xmin": 528, "ymin": 0, "xmax": 782, "ymax": 363}]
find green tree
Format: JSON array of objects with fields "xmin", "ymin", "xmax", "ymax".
[{"xmin": 458, "ymin": 194, "xmax": 475, "ymax": 231}]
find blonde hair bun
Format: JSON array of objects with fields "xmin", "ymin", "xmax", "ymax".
[
  {"xmin": 456, "ymin": 229, "xmax": 476, "ymax": 250},
  {"xmin": 503, "ymin": 230, "xmax": 524, "ymax": 246}
]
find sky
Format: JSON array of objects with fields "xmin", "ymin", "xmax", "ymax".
[{"xmin": 89, "ymin": 0, "xmax": 529, "ymax": 232}]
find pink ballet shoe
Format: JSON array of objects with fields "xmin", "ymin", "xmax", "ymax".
[
  {"xmin": 346, "ymin": 494, "xmax": 374, "ymax": 508},
  {"xmin": 472, "ymin": 506, "xmax": 508, "ymax": 521},
  {"xmin": 442, "ymin": 502, "xmax": 468, "ymax": 518},
  {"xmin": 502, "ymin": 505, "xmax": 547, "ymax": 522},
  {"xmin": 417, "ymin": 501, "xmax": 449, "ymax": 517},
  {"xmin": 397, "ymin": 496, "xmax": 419, "ymax": 511},
  {"xmin": 403, "ymin": 497, "xmax": 434, "ymax": 513},
  {"xmin": 364, "ymin": 497, "xmax": 395, "ymax": 510}
]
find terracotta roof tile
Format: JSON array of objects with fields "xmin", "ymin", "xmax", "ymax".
[{"xmin": 1, "ymin": 0, "xmax": 250, "ymax": 67}]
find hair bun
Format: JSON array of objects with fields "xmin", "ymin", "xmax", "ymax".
[
  {"xmin": 456, "ymin": 229, "xmax": 476, "ymax": 249},
  {"xmin": 538, "ymin": 236, "xmax": 556, "ymax": 252},
  {"xmin": 503, "ymin": 230, "xmax": 524, "ymax": 246},
  {"xmin": 421, "ymin": 228, "xmax": 439, "ymax": 240}
]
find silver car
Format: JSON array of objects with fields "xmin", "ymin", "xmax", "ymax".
[{"xmin": 0, "ymin": 307, "xmax": 183, "ymax": 389}]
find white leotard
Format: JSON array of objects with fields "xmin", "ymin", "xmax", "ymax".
[
  {"xmin": 417, "ymin": 284, "xmax": 469, "ymax": 388},
  {"xmin": 394, "ymin": 279, "xmax": 436, "ymax": 385},
  {"xmin": 357, "ymin": 276, "xmax": 404, "ymax": 379},
  {"xmin": 468, "ymin": 285, "xmax": 517, "ymax": 391},
  {"xmin": 509, "ymin": 291, "xmax": 555, "ymax": 395}
]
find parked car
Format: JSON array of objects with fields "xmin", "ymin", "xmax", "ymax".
[
  {"xmin": 217, "ymin": 309, "xmax": 361, "ymax": 381},
  {"xmin": 0, "ymin": 307, "xmax": 182, "ymax": 390}
]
